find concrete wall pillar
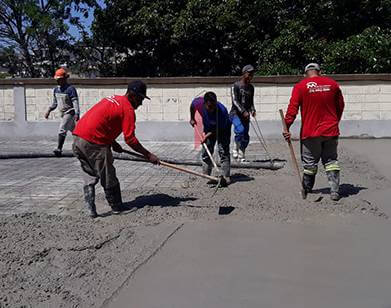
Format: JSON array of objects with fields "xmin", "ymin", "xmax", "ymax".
[{"xmin": 13, "ymin": 85, "xmax": 26, "ymax": 126}]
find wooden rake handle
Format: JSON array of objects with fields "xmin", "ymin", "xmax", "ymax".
[
  {"xmin": 279, "ymin": 109, "xmax": 302, "ymax": 187},
  {"xmin": 194, "ymin": 128, "xmax": 220, "ymax": 171},
  {"xmin": 121, "ymin": 149, "xmax": 219, "ymax": 182}
]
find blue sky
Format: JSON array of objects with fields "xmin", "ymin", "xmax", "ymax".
[{"xmin": 68, "ymin": 0, "xmax": 106, "ymax": 39}]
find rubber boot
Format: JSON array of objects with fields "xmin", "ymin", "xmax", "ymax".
[
  {"xmin": 83, "ymin": 185, "xmax": 98, "ymax": 218},
  {"xmin": 202, "ymin": 162, "xmax": 217, "ymax": 185},
  {"xmin": 221, "ymin": 160, "xmax": 231, "ymax": 185},
  {"xmin": 104, "ymin": 184, "xmax": 126, "ymax": 214},
  {"xmin": 54, "ymin": 134, "xmax": 66, "ymax": 157},
  {"xmin": 327, "ymin": 170, "xmax": 340, "ymax": 201},
  {"xmin": 302, "ymin": 174, "xmax": 316, "ymax": 194}
]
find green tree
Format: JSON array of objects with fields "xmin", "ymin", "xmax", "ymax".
[{"xmin": 0, "ymin": 0, "xmax": 97, "ymax": 77}]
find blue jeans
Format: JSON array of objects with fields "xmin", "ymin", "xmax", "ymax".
[{"xmin": 230, "ymin": 114, "xmax": 250, "ymax": 150}]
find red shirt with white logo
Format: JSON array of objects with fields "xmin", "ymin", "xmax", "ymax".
[
  {"xmin": 285, "ymin": 76, "xmax": 345, "ymax": 139},
  {"xmin": 73, "ymin": 95, "xmax": 140, "ymax": 146}
]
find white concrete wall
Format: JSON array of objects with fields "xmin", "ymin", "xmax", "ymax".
[
  {"xmin": 0, "ymin": 85, "xmax": 15, "ymax": 121},
  {"xmin": 16, "ymin": 82, "xmax": 391, "ymax": 122},
  {"xmin": 1, "ymin": 76, "xmax": 391, "ymax": 139}
]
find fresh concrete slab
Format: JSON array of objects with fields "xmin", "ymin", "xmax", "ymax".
[{"xmin": 108, "ymin": 218, "xmax": 391, "ymax": 308}]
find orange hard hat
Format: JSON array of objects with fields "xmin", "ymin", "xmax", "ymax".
[{"xmin": 54, "ymin": 68, "xmax": 69, "ymax": 79}]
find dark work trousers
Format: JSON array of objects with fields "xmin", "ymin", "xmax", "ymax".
[
  {"xmin": 72, "ymin": 136, "xmax": 119, "ymax": 189},
  {"xmin": 201, "ymin": 130, "xmax": 231, "ymax": 177}
]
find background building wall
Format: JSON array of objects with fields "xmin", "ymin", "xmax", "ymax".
[{"xmin": 1, "ymin": 75, "xmax": 391, "ymax": 140}]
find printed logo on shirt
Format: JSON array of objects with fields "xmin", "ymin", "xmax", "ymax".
[
  {"xmin": 106, "ymin": 96, "xmax": 120, "ymax": 106},
  {"xmin": 306, "ymin": 82, "xmax": 331, "ymax": 93}
]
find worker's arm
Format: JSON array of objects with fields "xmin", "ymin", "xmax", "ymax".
[
  {"xmin": 122, "ymin": 108, "xmax": 159, "ymax": 164},
  {"xmin": 189, "ymin": 102, "xmax": 197, "ymax": 127},
  {"xmin": 231, "ymin": 83, "xmax": 245, "ymax": 115},
  {"xmin": 335, "ymin": 86, "xmax": 345, "ymax": 121},
  {"xmin": 45, "ymin": 90, "xmax": 58, "ymax": 119},
  {"xmin": 69, "ymin": 86, "xmax": 80, "ymax": 121},
  {"xmin": 249, "ymin": 85, "xmax": 256, "ymax": 117},
  {"xmin": 111, "ymin": 140, "xmax": 123, "ymax": 153},
  {"xmin": 283, "ymin": 85, "xmax": 301, "ymax": 141}
]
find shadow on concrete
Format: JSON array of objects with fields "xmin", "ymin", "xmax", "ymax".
[
  {"xmin": 231, "ymin": 173, "xmax": 255, "ymax": 184},
  {"xmin": 99, "ymin": 194, "xmax": 198, "ymax": 218},
  {"xmin": 124, "ymin": 193, "xmax": 198, "ymax": 209},
  {"xmin": 313, "ymin": 184, "xmax": 367, "ymax": 198}
]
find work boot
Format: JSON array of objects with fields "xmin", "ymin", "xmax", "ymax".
[
  {"xmin": 202, "ymin": 163, "xmax": 217, "ymax": 185},
  {"xmin": 232, "ymin": 142, "xmax": 240, "ymax": 159},
  {"xmin": 302, "ymin": 174, "xmax": 316, "ymax": 194},
  {"xmin": 105, "ymin": 184, "xmax": 127, "ymax": 214},
  {"xmin": 202, "ymin": 162, "xmax": 212, "ymax": 176},
  {"xmin": 54, "ymin": 134, "xmax": 66, "ymax": 157},
  {"xmin": 83, "ymin": 185, "xmax": 98, "ymax": 218},
  {"xmin": 327, "ymin": 170, "xmax": 340, "ymax": 201}
]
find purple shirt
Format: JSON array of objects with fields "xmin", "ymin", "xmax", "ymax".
[{"xmin": 191, "ymin": 97, "xmax": 204, "ymax": 114}]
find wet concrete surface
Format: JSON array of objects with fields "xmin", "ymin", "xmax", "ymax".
[
  {"xmin": 108, "ymin": 140, "xmax": 391, "ymax": 308},
  {"xmin": 1, "ymin": 139, "xmax": 390, "ymax": 307},
  {"xmin": 109, "ymin": 218, "xmax": 391, "ymax": 308}
]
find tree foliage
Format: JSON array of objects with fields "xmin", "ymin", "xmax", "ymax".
[
  {"xmin": 1, "ymin": 0, "xmax": 391, "ymax": 77},
  {"xmin": 0, "ymin": 0, "xmax": 97, "ymax": 77}
]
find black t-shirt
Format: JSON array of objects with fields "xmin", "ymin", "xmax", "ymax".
[{"xmin": 230, "ymin": 81, "xmax": 255, "ymax": 116}]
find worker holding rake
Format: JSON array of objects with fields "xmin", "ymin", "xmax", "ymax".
[
  {"xmin": 283, "ymin": 63, "xmax": 345, "ymax": 201},
  {"xmin": 72, "ymin": 80, "xmax": 159, "ymax": 218},
  {"xmin": 196, "ymin": 92, "xmax": 232, "ymax": 185},
  {"xmin": 230, "ymin": 64, "xmax": 256, "ymax": 163}
]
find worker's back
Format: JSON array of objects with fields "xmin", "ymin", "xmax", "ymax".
[
  {"xmin": 74, "ymin": 95, "xmax": 136, "ymax": 145},
  {"xmin": 288, "ymin": 76, "xmax": 344, "ymax": 139}
]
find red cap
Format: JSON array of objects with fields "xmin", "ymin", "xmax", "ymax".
[{"xmin": 54, "ymin": 68, "xmax": 69, "ymax": 79}]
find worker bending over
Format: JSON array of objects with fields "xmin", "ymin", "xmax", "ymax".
[
  {"xmin": 72, "ymin": 80, "xmax": 159, "ymax": 218},
  {"xmin": 198, "ymin": 92, "xmax": 232, "ymax": 184}
]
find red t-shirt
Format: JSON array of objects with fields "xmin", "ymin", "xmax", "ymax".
[
  {"xmin": 285, "ymin": 76, "xmax": 345, "ymax": 139},
  {"xmin": 73, "ymin": 95, "xmax": 140, "ymax": 146}
]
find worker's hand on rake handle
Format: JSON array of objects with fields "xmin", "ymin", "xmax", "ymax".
[
  {"xmin": 44, "ymin": 110, "xmax": 50, "ymax": 119},
  {"xmin": 200, "ymin": 132, "xmax": 212, "ymax": 144},
  {"xmin": 283, "ymin": 131, "xmax": 292, "ymax": 142},
  {"xmin": 147, "ymin": 153, "xmax": 160, "ymax": 165},
  {"xmin": 251, "ymin": 111, "xmax": 256, "ymax": 118}
]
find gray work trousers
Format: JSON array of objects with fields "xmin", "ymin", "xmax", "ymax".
[
  {"xmin": 201, "ymin": 133, "xmax": 231, "ymax": 177},
  {"xmin": 72, "ymin": 136, "xmax": 119, "ymax": 189},
  {"xmin": 301, "ymin": 136, "xmax": 340, "ymax": 175},
  {"xmin": 58, "ymin": 112, "xmax": 76, "ymax": 136}
]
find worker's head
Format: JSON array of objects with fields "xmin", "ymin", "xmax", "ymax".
[
  {"xmin": 304, "ymin": 63, "xmax": 321, "ymax": 77},
  {"xmin": 241, "ymin": 64, "xmax": 255, "ymax": 83},
  {"xmin": 54, "ymin": 68, "xmax": 69, "ymax": 86},
  {"xmin": 204, "ymin": 91, "xmax": 218, "ymax": 113},
  {"xmin": 126, "ymin": 80, "xmax": 150, "ymax": 109}
]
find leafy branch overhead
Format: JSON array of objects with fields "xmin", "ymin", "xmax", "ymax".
[{"xmin": 1, "ymin": 0, "xmax": 391, "ymax": 77}]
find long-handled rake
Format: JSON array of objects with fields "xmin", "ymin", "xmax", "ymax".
[{"xmin": 250, "ymin": 115, "xmax": 274, "ymax": 163}]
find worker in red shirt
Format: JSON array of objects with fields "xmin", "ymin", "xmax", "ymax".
[
  {"xmin": 72, "ymin": 80, "xmax": 160, "ymax": 218},
  {"xmin": 283, "ymin": 63, "xmax": 345, "ymax": 201}
]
